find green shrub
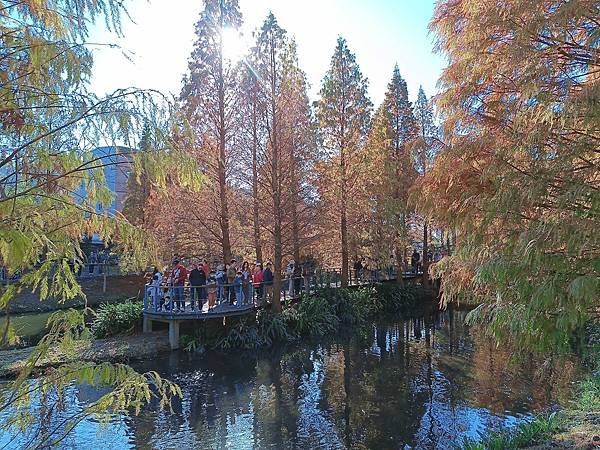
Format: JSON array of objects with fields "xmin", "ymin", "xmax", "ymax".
[
  {"xmin": 287, "ymin": 295, "xmax": 339, "ymax": 337},
  {"xmin": 257, "ymin": 309, "xmax": 297, "ymax": 345},
  {"xmin": 92, "ymin": 301, "xmax": 143, "ymax": 338},
  {"xmin": 321, "ymin": 287, "xmax": 375, "ymax": 325},
  {"xmin": 216, "ymin": 318, "xmax": 265, "ymax": 350},
  {"xmin": 373, "ymin": 283, "xmax": 433, "ymax": 315}
]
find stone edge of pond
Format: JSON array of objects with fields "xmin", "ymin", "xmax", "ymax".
[{"xmin": 0, "ymin": 331, "xmax": 170, "ymax": 379}]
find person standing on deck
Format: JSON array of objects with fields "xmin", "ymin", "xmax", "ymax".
[
  {"xmin": 253, "ymin": 263, "xmax": 264, "ymax": 306},
  {"xmin": 206, "ymin": 271, "xmax": 217, "ymax": 310},
  {"xmin": 234, "ymin": 270, "xmax": 245, "ymax": 307},
  {"xmin": 88, "ymin": 251, "xmax": 97, "ymax": 274},
  {"xmin": 170, "ymin": 259, "xmax": 187, "ymax": 312},
  {"xmin": 353, "ymin": 259, "xmax": 362, "ymax": 284},
  {"xmin": 293, "ymin": 262, "xmax": 302, "ymax": 296},
  {"xmin": 189, "ymin": 262, "xmax": 206, "ymax": 311},
  {"xmin": 148, "ymin": 267, "xmax": 162, "ymax": 311},
  {"xmin": 411, "ymin": 249, "xmax": 421, "ymax": 274},
  {"xmin": 216, "ymin": 264, "xmax": 225, "ymax": 305},
  {"xmin": 286, "ymin": 260, "xmax": 295, "ymax": 299},
  {"xmin": 241, "ymin": 261, "xmax": 251, "ymax": 304},
  {"xmin": 227, "ymin": 259, "xmax": 237, "ymax": 305},
  {"xmin": 263, "ymin": 262, "xmax": 274, "ymax": 304},
  {"xmin": 201, "ymin": 259, "xmax": 210, "ymax": 277}
]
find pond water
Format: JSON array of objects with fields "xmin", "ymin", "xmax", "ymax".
[{"xmin": 1, "ymin": 309, "xmax": 576, "ymax": 449}]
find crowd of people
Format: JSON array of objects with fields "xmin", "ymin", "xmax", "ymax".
[
  {"xmin": 145, "ymin": 249, "xmax": 447, "ymax": 314},
  {"xmin": 145, "ymin": 258, "xmax": 306, "ymax": 313}
]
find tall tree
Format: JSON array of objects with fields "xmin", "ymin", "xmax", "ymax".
[
  {"xmin": 363, "ymin": 66, "xmax": 417, "ymax": 280},
  {"xmin": 279, "ymin": 39, "xmax": 318, "ymax": 265},
  {"xmin": 315, "ymin": 37, "xmax": 372, "ymax": 287},
  {"xmin": 252, "ymin": 13, "xmax": 288, "ymax": 310},
  {"xmin": 412, "ymin": 86, "xmax": 439, "ymax": 285},
  {"xmin": 180, "ymin": 0, "xmax": 243, "ymax": 262},
  {"xmin": 238, "ymin": 67, "xmax": 265, "ymax": 262},
  {"xmin": 421, "ymin": 0, "xmax": 599, "ymax": 354}
]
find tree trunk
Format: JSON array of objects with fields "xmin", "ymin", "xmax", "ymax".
[
  {"xmin": 340, "ymin": 141, "xmax": 349, "ymax": 287},
  {"xmin": 217, "ymin": 5, "xmax": 232, "ymax": 262},
  {"xmin": 269, "ymin": 34, "xmax": 282, "ymax": 312},
  {"xmin": 251, "ymin": 99, "xmax": 262, "ymax": 263},
  {"xmin": 291, "ymin": 147, "xmax": 301, "ymax": 264},
  {"xmin": 395, "ymin": 245, "xmax": 404, "ymax": 285},
  {"xmin": 422, "ymin": 219, "xmax": 429, "ymax": 287}
]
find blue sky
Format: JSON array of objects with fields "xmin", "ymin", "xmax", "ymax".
[{"xmin": 89, "ymin": 0, "xmax": 446, "ymax": 106}]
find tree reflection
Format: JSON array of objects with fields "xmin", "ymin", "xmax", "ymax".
[{"xmin": 82, "ymin": 308, "xmax": 577, "ymax": 449}]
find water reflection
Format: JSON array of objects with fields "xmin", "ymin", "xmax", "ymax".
[{"xmin": 0, "ymin": 309, "xmax": 575, "ymax": 449}]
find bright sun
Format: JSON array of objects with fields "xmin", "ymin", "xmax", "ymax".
[{"xmin": 221, "ymin": 27, "xmax": 247, "ymax": 62}]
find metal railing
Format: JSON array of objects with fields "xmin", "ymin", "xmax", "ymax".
[{"xmin": 142, "ymin": 266, "xmax": 423, "ymax": 316}]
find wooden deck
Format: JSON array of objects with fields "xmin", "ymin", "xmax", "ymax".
[
  {"xmin": 143, "ymin": 270, "xmax": 423, "ymax": 349},
  {"xmin": 144, "ymin": 303, "xmax": 255, "ymax": 321}
]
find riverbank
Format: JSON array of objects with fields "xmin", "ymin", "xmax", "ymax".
[{"xmin": 0, "ymin": 331, "xmax": 170, "ymax": 378}]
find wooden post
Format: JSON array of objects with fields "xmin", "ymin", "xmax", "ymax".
[
  {"xmin": 168, "ymin": 320, "xmax": 180, "ymax": 350},
  {"xmin": 102, "ymin": 272, "xmax": 107, "ymax": 293},
  {"xmin": 143, "ymin": 316, "xmax": 152, "ymax": 333}
]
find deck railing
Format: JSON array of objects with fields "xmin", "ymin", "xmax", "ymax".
[{"xmin": 143, "ymin": 266, "xmax": 423, "ymax": 316}]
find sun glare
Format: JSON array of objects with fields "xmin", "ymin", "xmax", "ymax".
[{"xmin": 222, "ymin": 27, "xmax": 247, "ymax": 62}]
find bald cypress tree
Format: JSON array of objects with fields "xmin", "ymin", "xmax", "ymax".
[
  {"xmin": 412, "ymin": 86, "xmax": 438, "ymax": 285},
  {"xmin": 422, "ymin": 0, "xmax": 599, "ymax": 354},
  {"xmin": 364, "ymin": 65, "xmax": 417, "ymax": 279},
  {"xmin": 180, "ymin": 0, "xmax": 243, "ymax": 262},
  {"xmin": 315, "ymin": 37, "xmax": 372, "ymax": 287}
]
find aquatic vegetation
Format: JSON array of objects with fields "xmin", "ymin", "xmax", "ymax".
[
  {"xmin": 461, "ymin": 413, "xmax": 562, "ymax": 449},
  {"xmin": 182, "ymin": 284, "xmax": 432, "ymax": 352}
]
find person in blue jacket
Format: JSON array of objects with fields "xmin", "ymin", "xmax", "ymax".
[
  {"xmin": 234, "ymin": 271, "xmax": 245, "ymax": 307},
  {"xmin": 215, "ymin": 264, "xmax": 226, "ymax": 304}
]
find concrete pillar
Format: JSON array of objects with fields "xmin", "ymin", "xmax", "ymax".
[
  {"xmin": 168, "ymin": 320, "xmax": 180, "ymax": 350},
  {"xmin": 143, "ymin": 316, "xmax": 152, "ymax": 333}
]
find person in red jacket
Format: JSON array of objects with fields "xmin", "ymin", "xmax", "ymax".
[
  {"xmin": 170, "ymin": 259, "xmax": 188, "ymax": 311},
  {"xmin": 252, "ymin": 262, "xmax": 264, "ymax": 306}
]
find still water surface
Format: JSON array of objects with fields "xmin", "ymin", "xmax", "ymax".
[{"xmin": 2, "ymin": 309, "xmax": 574, "ymax": 449}]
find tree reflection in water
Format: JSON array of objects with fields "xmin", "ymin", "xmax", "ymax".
[{"xmin": 2, "ymin": 309, "xmax": 577, "ymax": 449}]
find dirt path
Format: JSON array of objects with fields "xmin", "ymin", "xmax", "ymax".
[{"xmin": 0, "ymin": 331, "xmax": 170, "ymax": 378}]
